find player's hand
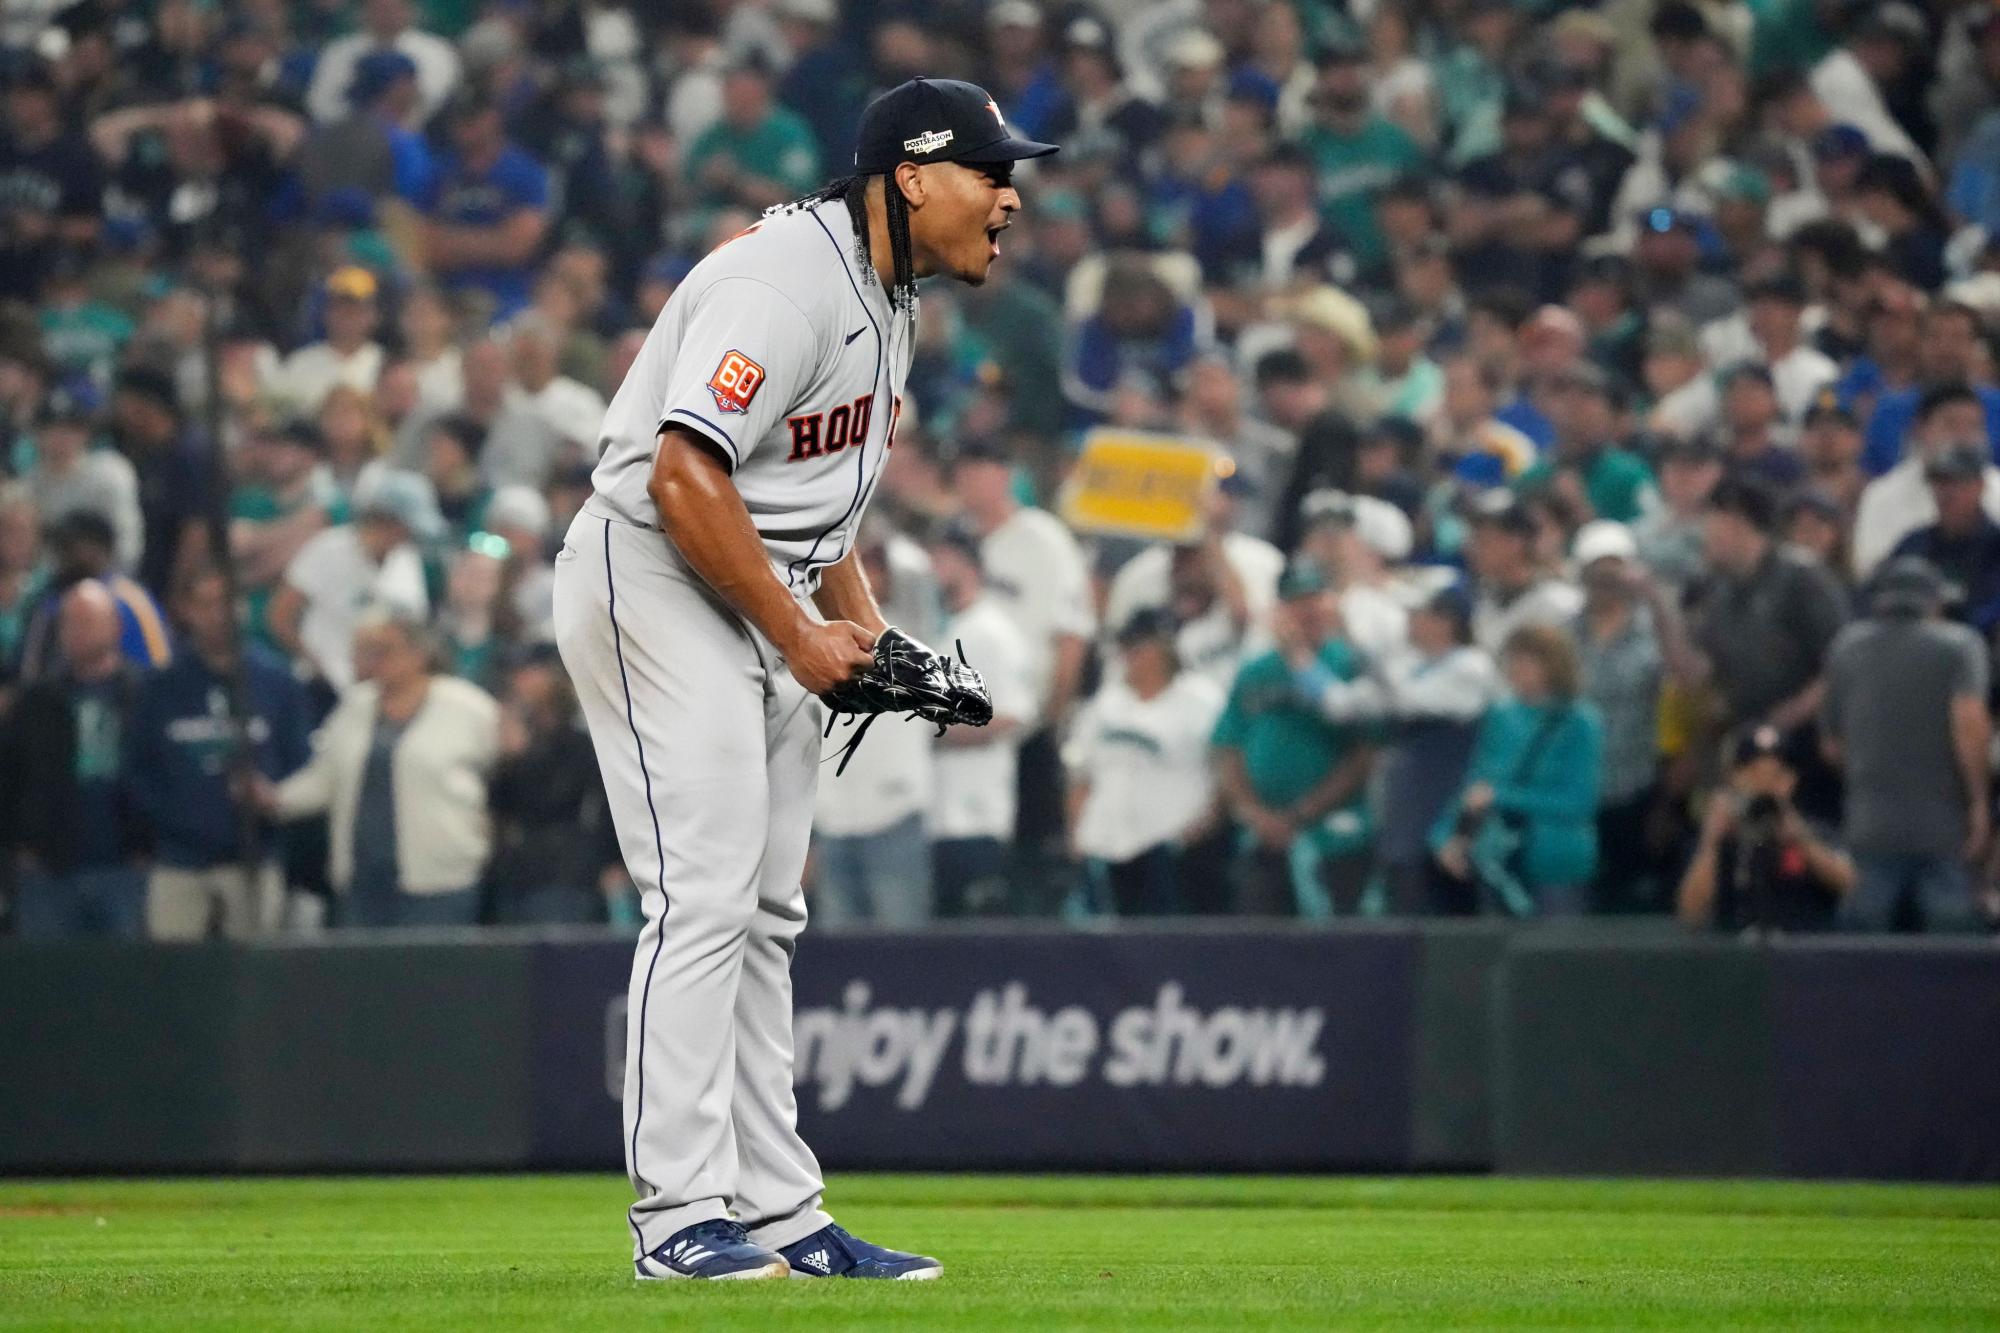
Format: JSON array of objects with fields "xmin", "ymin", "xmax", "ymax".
[{"xmin": 783, "ymin": 619, "xmax": 878, "ymax": 697}]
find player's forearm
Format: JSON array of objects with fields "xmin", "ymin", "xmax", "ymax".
[
  {"xmin": 648, "ymin": 430, "xmax": 816, "ymax": 651},
  {"xmin": 811, "ymin": 551, "xmax": 888, "ymax": 638}
]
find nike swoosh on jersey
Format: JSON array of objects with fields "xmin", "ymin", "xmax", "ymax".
[{"xmin": 844, "ymin": 326, "xmax": 866, "ymax": 345}]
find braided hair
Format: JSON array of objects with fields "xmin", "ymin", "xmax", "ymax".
[{"xmin": 765, "ymin": 172, "xmax": 919, "ymax": 316}]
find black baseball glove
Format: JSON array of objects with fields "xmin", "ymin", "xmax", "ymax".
[{"xmin": 820, "ymin": 626, "xmax": 992, "ymax": 774}]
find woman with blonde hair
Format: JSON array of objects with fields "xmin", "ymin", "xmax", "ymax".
[
  {"xmin": 316, "ymin": 382, "xmax": 390, "ymax": 510},
  {"xmin": 1430, "ymin": 622, "xmax": 1605, "ymax": 917}
]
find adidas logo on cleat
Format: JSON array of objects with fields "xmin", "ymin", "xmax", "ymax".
[
  {"xmin": 798, "ymin": 1249, "xmax": 832, "ymax": 1274},
  {"xmin": 668, "ymin": 1240, "xmax": 714, "ymax": 1268}
]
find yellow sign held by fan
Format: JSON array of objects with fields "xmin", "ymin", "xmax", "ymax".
[{"xmin": 1058, "ymin": 430, "xmax": 1229, "ymax": 543}]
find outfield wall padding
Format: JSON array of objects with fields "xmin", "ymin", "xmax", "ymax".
[{"xmin": 1, "ymin": 927, "xmax": 1996, "ymax": 1179}]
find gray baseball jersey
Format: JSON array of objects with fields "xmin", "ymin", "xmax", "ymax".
[{"xmin": 589, "ymin": 197, "xmax": 916, "ymax": 592}]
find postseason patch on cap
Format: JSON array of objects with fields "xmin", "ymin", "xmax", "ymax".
[
  {"xmin": 707, "ymin": 350, "xmax": 767, "ymax": 415},
  {"xmin": 904, "ymin": 128, "xmax": 954, "ymax": 155}
]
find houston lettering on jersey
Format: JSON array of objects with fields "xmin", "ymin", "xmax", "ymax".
[
  {"xmin": 786, "ymin": 394, "xmax": 874, "ymax": 462},
  {"xmin": 707, "ymin": 350, "xmax": 766, "ymax": 414}
]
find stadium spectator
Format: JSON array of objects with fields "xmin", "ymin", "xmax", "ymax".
[
  {"xmin": 398, "ymin": 283, "xmax": 464, "ymax": 412},
  {"xmin": 1432, "ymin": 622, "xmax": 1604, "ymax": 917},
  {"xmin": 414, "ymin": 338, "xmax": 560, "ymax": 491},
  {"xmin": 1633, "ymin": 433, "xmax": 1723, "ymax": 593},
  {"xmin": 1571, "ymin": 521, "xmax": 1671, "ymax": 912},
  {"xmin": 1888, "ymin": 442, "xmax": 2000, "ymax": 635},
  {"xmin": 0, "ymin": 581, "xmax": 148, "ymax": 938},
  {"xmin": 683, "ymin": 56, "xmax": 820, "ymax": 214},
  {"xmin": 1465, "ymin": 493, "xmax": 1584, "ymax": 654},
  {"xmin": 1676, "ymin": 723, "xmax": 1855, "ymax": 933},
  {"xmin": 481, "ymin": 485, "xmax": 556, "ymax": 644},
  {"xmin": 228, "ymin": 419, "xmax": 334, "ymax": 646},
  {"xmin": 259, "ymin": 608, "xmax": 497, "ymax": 928},
  {"xmin": 422, "ymin": 93, "xmax": 550, "ymax": 323},
  {"xmin": 299, "ymin": 50, "xmax": 434, "ymax": 217},
  {"xmin": 269, "ymin": 470, "xmax": 434, "ymax": 700},
  {"xmin": 125, "ymin": 564, "xmax": 310, "ymax": 941},
  {"xmin": 1861, "ymin": 304, "xmax": 2000, "ymax": 475},
  {"xmin": 810, "ymin": 528, "xmax": 939, "ymax": 928},
  {"xmin": 1798, "ymin": 397, "xmax": 1868, "ymax": 522},
  {"xmin": 437, "ymin": 536, "xmax": 508, "ymax": 690},
  {"xmin": 272, "ymin": 266, "xmax": 385, "ymax": 416},
  {"xmin": 1516, "ymin": 363, "xmax": 1658, "ymax": 524},
  {"xmin": 506, "ymin": 313, "xmax": 605, "ymax": 477},
  {"xmin": 1101, "ymin": 517, "xmax": 1279, "ymax": 692},
  {"xmin": 1853, "ymin": 384, "xmax": 2000, "ymax": 577},
  {"xmin": 485, "ymin": 651, "xmax": 617, "ymax": 924},
  {"xmin": 1824, "ymin": 558, "xmax": 1990, "ymax": 933},
  {"xmin": 1296, "ymin": 489, "xmax": 1410, "ymax": 663},
  {"xmin": 16, "ymin": 512, "xmax": 171, "ymax": 681},
  {"xmin": 420, "ymin": 413, "xmax": 492, "ymax": 543},
  {"xmin": 1301, "ymin": 581, "xmax": 1502, "ymax": 916},
  {"xmin": 1300, "ymin": 42, "xmax": 1422, "ymax": 271},
  {"xmin": 1786, "ymin": 489, "xmax": 1853, "ymax": 586},
  {"xmin": 775, "ymin": 0, "xmax": 870, "ymax": 177},
  {"xmin": 110, "ymin": 365, "xmax": 208, "ymax": 601},
  {"xmin": 305, "ymin": 0, "xmax": 461, "ymax": 128},
  {"xmin": 1713, "ymin": 363, "xmax": 1806, "ymax": 491},
  {"xmin": 0, "ymin": 60, "xmax": 103, "ymax": 303},
  {"xmin": 923, "ymin": 523, "xmax": 1032, "ymax": 919},
  {"xmin": 1176, "ymin": 356, "xmax": 1295, "ymax": 544},
  {"xmin": 1066, "ymin": 608, "xmax": 1226, "ymax": 916},
  {"xmin": 22, "ymin": 380, "xmax": 141, "ymax": 573},
  {"xmin": 1690, "ymin": 476, "xmax": 1847, "ymax": 740},
  {"xmin": 954, "ymin": 438, "xmax": 1092, "ymax": 910},
  {"xmin": 1214, "ymin": 560, "xmax": 1376, "ymax": 917}
]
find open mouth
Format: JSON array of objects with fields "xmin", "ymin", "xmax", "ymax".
[{"xmin": 986, "ymin": 223, "xmax": 1008, "ymax": 258}]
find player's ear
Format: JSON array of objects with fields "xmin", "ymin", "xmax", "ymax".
[{"xmin": 893, "ymin": 161, "xmax": 926, "ymax": 210}]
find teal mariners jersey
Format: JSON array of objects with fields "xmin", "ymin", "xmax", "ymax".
[{"xmin": 589, "ymin": 197, "xmax": 917, "ymax": 593}]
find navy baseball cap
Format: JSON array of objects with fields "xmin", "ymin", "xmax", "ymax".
[{"xmin": 854, "ymin": 78, "xmax": 1059, "ymax": 174}]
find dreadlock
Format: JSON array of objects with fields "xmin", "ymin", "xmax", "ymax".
[{"xmin": 766, "ymin": 172, "xmax": 919, "ymax": 316}]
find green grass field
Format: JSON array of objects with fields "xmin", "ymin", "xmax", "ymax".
[{"xmin": 3, "ymin": 1174, "xmax": 1999, "ymax": 1330}]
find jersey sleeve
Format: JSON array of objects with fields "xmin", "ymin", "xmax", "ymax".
[{"xmin": 656, "ymin": 276, "xmax": 820, "ymax": 473}]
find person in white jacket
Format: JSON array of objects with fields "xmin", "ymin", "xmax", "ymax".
[
  {"xmin": 1066, "ymin": 608, "xmax": 1226, "ymax": 915},
  {"xmin": 258, "ymin": 609, "xmax": 499, "ymax": 928}
]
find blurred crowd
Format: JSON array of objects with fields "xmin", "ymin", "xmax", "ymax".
[{"xmin": 4, "ymin": 0, "xmax": 2000, "ymax": 939}]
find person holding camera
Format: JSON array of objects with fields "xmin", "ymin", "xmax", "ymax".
[
  {"xmin": 1676, "ymin": 725, "xmax": 1856, "ymax": 934},
  {"xmin": 1429, "ymin": 623, "xmax": 1603, "ymax": 917}
]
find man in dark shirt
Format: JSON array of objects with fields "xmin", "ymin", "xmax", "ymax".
[
  {"xmin": 0, "ymin": 61, "xmax": 102, "ymax": 301},
  {"xmin": 1717, "ymin": 364, "xmax": 1806, "ymax": 491},
  {"xmin": 110, "ymin": 366, "xmax": 211, "ymax": 599},
  {"xmin": 0, "ymin": 582, "xmax": 149, "ymax": 937},
  {"xmin": 1890, "ymin": 441, "xmax": 2000, "ymax": 634},
  {"xmin": 125, "ymin": 565, "xmax": 312, "ymax": 940},
  {"xmin": 1824, "ymin": 557, "xmax": 1991, "ymax": 933},
  {"xmin": 1677, "ymin": 724, "xmax": 1854, "ymax": 933},
  {"xmin": 1453, "ymin": 86, "xmax": 1585, "ymax": 301},
  {"xmin": 1692, "ymin": 476, "xmax": 1849, "ymax": 737}
]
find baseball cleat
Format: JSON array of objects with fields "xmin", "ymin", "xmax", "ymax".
[
  {"xmin": 779, "ymin": 1223, "xmax": 943, "ymax": 1280},
  {"xmin": 635, "ymin": 1219, "xmax": 790, "ymax": 1281}
]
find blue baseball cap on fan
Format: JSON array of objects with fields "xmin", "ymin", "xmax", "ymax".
[{"xmin": 853, "ymin": 77, "xmax": 1060, "ymax": 174}]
